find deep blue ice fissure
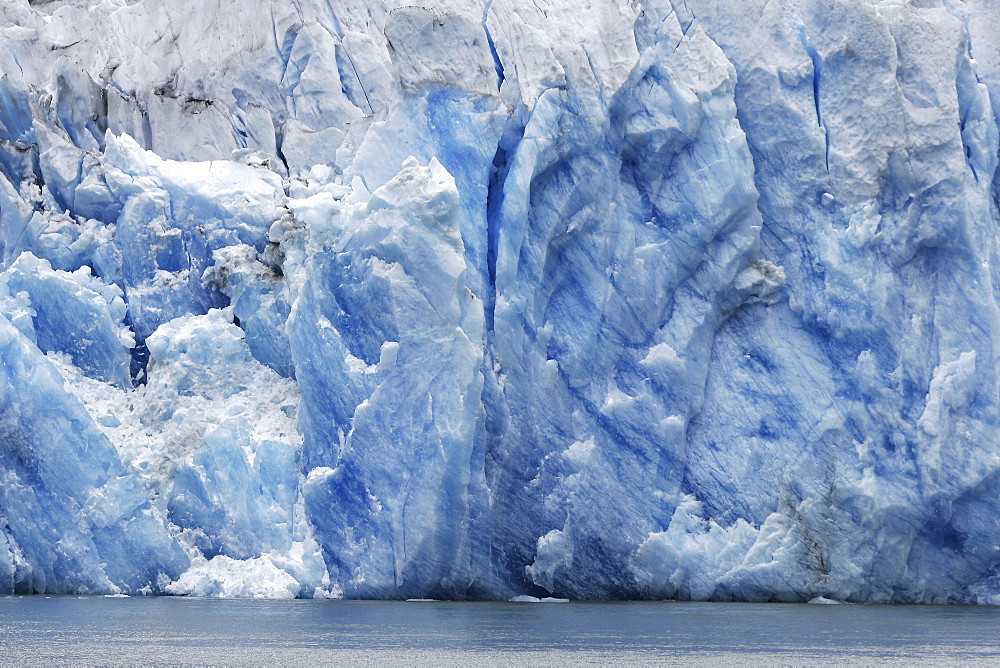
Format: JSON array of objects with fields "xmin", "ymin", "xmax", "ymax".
[{"xmin": 0, "ymin": 0, "xmax": 999, "ymax": 603}]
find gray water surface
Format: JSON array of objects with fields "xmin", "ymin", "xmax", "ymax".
[{"xmin": 2, "ymin": 596, "xmax": 999, "ymax": 665}]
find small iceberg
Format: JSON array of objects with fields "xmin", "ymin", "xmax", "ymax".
[{"xmin": 510, "ymin": 595, "xmax": 569, "ymax": 603}]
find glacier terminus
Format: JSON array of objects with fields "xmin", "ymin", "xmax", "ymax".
[{"xmin": 0, "ymin": 0, "xmax": 999, "ymax": 604}]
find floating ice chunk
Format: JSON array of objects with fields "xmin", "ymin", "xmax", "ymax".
[{"xmin": 509, "ymin": 595, "xmax": 569, "ymax": 603}]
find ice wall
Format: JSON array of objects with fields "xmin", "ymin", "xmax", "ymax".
[{"xmin": 0, "ymin": 0, "xmax": 999, "ymax": 603}]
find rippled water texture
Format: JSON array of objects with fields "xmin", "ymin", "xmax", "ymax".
[{"xmin": 2, "ymin": 597, "xmax": 1000, "ymax": 665}]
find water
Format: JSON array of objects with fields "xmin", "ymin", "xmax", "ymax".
[{"xmin": 2, "ymin": 597, "xmax": 1000, "ymax": 665}]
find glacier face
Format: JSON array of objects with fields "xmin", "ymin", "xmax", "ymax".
[{"xmin": 0, "ymin": 0, "xmax": 998, "ymax": 603}]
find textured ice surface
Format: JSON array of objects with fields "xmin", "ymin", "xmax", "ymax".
[{"xmin": 0, "ymin": 0, "xmax": 999, "ymax": 603}]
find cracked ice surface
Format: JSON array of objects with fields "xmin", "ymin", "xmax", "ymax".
[{"xmin": 0, "ymin": 0, "xmax": 999, "ymax": 603}]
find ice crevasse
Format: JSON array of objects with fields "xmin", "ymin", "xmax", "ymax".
[{"xmin": 0, "ymin": 0, "xmax": 999, "ymax": 603}]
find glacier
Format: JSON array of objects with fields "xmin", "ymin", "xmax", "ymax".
[{"xmin": 0, "ymin": 0, "xmax": 998, "ymax": 604}]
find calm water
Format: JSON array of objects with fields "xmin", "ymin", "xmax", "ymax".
[{"xmin": 2, "ymin": 597, "xmax": 1000, "ymax": 665}]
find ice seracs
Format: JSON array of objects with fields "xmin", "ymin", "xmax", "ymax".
[{"xmin": 0, "ymin": 0, "xmax": 999, "ymax": 604}]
